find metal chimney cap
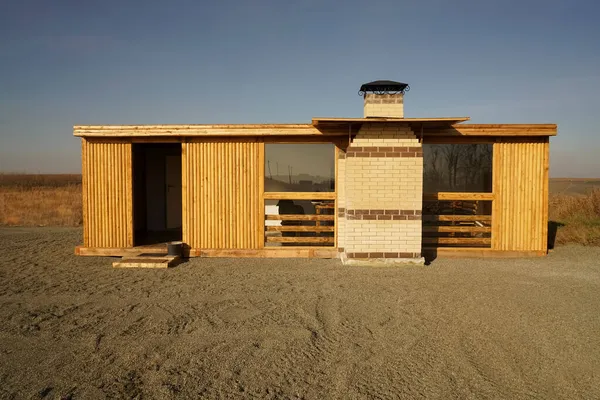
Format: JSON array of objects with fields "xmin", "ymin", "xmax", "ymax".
[{"xmin": 359, "ymin": 80, "xmax": 410, "ymax": 96}]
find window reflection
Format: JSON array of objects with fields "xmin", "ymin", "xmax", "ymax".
[
  {"xmin": 265, "ymin": 144, "xmax": 335, "ymax": 192},
  {"xmin": 423, "ymin": 144, "xmax": 493, "ymax": 193}
]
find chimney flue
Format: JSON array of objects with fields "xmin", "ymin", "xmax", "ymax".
[{"xmin": 359, "ymin": 80, "xmax": 409, "ymax": 118}]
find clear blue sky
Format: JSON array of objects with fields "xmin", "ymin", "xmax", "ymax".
[{"xmin": 1, "ymin": 0, "xmax": 599, "ymax": 177}]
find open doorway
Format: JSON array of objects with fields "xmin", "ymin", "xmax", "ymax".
[{"xmin": 133, "ymin": 143, "xmax": 182, "ymax": 246}]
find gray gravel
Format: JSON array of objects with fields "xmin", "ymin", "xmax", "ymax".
[{"xmin": 0, "ymin": 228, "xmax": 599, "ymax": 399}]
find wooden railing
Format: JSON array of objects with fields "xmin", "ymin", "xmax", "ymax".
[
  {"xmin": 264, "ymin": 194, "xmax": 335, "ymax": 247},
  {"xmin": 422, "ymin": 193, "xmax": 493, "ymax": 248}
]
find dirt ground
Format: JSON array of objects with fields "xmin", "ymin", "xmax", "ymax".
[{"xmin": 0, "ymin": 228, "xmax": 599, "ymax": 399}]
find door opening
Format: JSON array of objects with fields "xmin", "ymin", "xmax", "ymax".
[{"xmin": 133, "ymin": 143, "xmax": 182, "ymax": 246}]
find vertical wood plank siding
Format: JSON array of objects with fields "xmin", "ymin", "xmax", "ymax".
[
  {"xmin": 82, "ymin": 139, "xmax": 133, "ymax": 248},
  {"xmin": 182, "ymin": 140, "xmax": 262, "ymax": 249},
  {"xmin": 492, "ymin": 139, "xmax": 549, "ymax": 251}
]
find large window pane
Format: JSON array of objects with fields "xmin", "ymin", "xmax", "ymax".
[
  {"xmin": 423, "ymin": 144, "xmax": 493, "ymax": 193},
  {"xmin": 265, "ymin": 144, "xmax": 335, "ymax": 192}
]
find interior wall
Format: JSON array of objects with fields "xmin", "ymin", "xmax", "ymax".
[
  {"xmin": 145, "ymin": 148, "xmax": 167, "ymax": 231},
  {"xmin": 132, "ymin": 143, "xmax": 182, "ymax": 240}
]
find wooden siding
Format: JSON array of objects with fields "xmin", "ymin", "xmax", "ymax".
[
  {"xmin": 82, "ymin": 140, "xmax": 133, "ymax": 248},
  {"xmin": 492, "ymin": 140, "xmax": 549, "ymax": 251},
  {"xmin": 182, "ymin": 140, "xmax": 263, "ymax": 249}
]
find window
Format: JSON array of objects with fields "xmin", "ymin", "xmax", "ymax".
[
  {"xmin": 423, "ymin": 144, "xmax": 493, "ymax": 193},
  {"xmin": 265, "ymin": 144, "xmax": 335, "ymax": 192}
]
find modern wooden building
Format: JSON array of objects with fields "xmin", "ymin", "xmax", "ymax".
[{"xmin": 74, "ymin": 81, "xmax": 557, "ymax": 263}]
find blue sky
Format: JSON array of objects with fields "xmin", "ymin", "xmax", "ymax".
[{"xmin": 1, "ymin": 0, "xmax": 599, "ymax": 177}]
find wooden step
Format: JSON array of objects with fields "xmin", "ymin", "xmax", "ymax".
[{"xmin": 112, "ymin": 254, "xmax": 180, "ymax": 269}]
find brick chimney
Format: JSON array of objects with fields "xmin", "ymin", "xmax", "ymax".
[
  {"xmin": 337, "ymin": 80, "xmax": 424, "ymax": 265},
  {"xmin": 361, "ymin": 80, "xmax": 408, "ymax": 118}
]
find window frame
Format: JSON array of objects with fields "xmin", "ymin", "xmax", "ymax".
[{"xmin": 260, "ymin": 139, "xmax": 342, "ymax": 249}]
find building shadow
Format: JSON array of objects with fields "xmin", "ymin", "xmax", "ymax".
[
  {"xmin": 422, "ymin": 248, "xmax": 437, "ymax": 265},
  {"xmin": 547, "ymin": 220, "xmax": 564, "ymax": 250}
]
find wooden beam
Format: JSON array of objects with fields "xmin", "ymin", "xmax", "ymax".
[
  {"xmin": 113, "ymin": 255, "xmax": 179, "ymax": 268},
  {"xmin": 76, "ymin": 245, "xmax": 340, "ymax": 258},
  {"xmin": 266, "ymin": 226, "xmax": 334, "ymax": 232},
  {"xmin": 75, "ymin": 245, "xmax": 167, "ymax": 257},
  {"xmin": 422, "ymin": 237, "xmax": 491, "ymax": 245},
  {"xmin": 266, "ymin": 236, "xmax": 334, "ymax": 244},
  {"xmin": 312, "ymin": 117, "xmax": 470, "ymax": 125},
  {"xmin": 74, "ymin": 124, "xmax": 345, "ymax": 137},
  {"xmin": 75, "ymin": 122, "xmax": 556, "ymax": 138},
  {"xmin": 265, "ymin": 214, "xmax": 335, "ymax": 221},
  {"xmin": 423, "ymin": 226, "xmax": 491, "ymax": 233},
  {"xmin": 423, "ymin": 192, "xmax": 494, "ymax": 201},
  {"xmin": 263, "ymin": 192, "xmax": 336, "ymax": 200},
  {"xmin": 422, "ymin": 215, "xmax": 492, "ymax": 222},
  {"xmin": 423, "ymin": 124, "xmax": 557, "ymax": 137},
  {"xmin": 422, "ymin": 247, "xmax": 546, "ymax": 258},
  {"xmin": 189, "ymin": 248, "xmax": 338, "ymax": 258}
]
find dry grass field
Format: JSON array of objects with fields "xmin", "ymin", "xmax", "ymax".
[
  {"xmin": 1, "ymin": 228, "xmax": 599, "ymax": 399},
  {"xmin": 549, "ymin": 186, "xmax": 600, "ymax": 246},
  {"xmin": 0, "ymin": 174, "xmax": 82, "ymax": 226},
  {"xmin": 1, "ymin": 174, "xmax": 599, "ymax": 246}
]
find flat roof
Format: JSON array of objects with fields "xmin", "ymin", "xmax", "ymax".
[{"xmin": 74, "ymin": 118, "xmax": 557, "ymax": 138}]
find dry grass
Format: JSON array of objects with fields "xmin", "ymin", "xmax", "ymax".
[
  {"xmin": 549, "ymin": 189, "xmax": 600, "ymax": 246},
  {"xmin": 1, "ymin": 174, "xmax": 599, "ymax": 246},
  {"xmin": 0, "ymin": 174, "xmax": 82, "ymax": 226},
  {"xmin": 0, "ymin": 173, "xmax": 81, "ymax": 188}
]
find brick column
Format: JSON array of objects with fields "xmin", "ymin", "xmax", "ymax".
[{"xmin": 338, "ymin": 123, "xmax": 424, "ymax": 265}]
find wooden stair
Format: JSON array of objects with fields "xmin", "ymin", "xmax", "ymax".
[{"xmin": 112, "ymin": 253, "xmax": 180, "ymax": 269}]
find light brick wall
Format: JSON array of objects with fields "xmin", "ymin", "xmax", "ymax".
[
  {"xmin": 336, "ymin": 151, "xmax": 346, "ymax": 251},
  {"xmin": 344, "ymin": 220, "xmax": 422, "ymax": 254},
  {"xmin": 338, "ymin": 123, "xmax": 423, "ymax": 261},
  {"xmin": 364, "ymin": 93, "xmax": 404, "ymax": 118}
]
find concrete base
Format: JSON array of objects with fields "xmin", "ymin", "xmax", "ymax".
[{"xmin": 340, "ymin": 254, "xmax": 425, "ymax": 267}]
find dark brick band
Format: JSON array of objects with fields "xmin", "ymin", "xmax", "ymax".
[
  {"xmin": 345, "ymin": 146, "xmax": 422, "ymax": 158},
  {"xmin": 347, "ymin": 252, "xmax": 421, "ymax": 259},
  {"xmin": 343, "ymin": 209, "xmax": 421, "ymax": 221}
]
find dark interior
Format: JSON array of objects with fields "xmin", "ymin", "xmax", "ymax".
[{"xmin": 133, "ymin": 143, "xmax": 182, "ymax": 246}]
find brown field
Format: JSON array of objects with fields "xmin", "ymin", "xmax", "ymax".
[
  {"xmin": 1, "ymin": 228, "xmax": 599, "ymax": 399},
  {"xmin": 549, "ymin": 178, "xmax": 600, "ymax": 195},
  {"xmin": 0, "ymin": 174, "xmax": 82, "ymax": 226},
  {"xmin": 0, "ymin": 174, "xmax": 599, "ymax": 246}
]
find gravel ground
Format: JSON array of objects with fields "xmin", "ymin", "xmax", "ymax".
[{"xmin": 0, "ymin": 228, "xmax": 599, "ymax": 399}]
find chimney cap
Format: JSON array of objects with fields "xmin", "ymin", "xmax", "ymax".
[{"xmin": 359, "ymin": 80, "xmax": 410, "ymax": 95}]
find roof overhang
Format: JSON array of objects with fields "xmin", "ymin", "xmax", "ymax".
[
  {"xmin": 74, "ymin": 124, "xmax": 337, "ymax": 137},
  {"xmin": 74, "ymin": 119, "xmax": 557, "ymax": 138},
  {"xmin": 312, "ymin": 118, "xmax": 556, "ymax": 137},
  {"xmin": 312, "ymin": 117, "xmax": 471, "ymax": 131}
]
